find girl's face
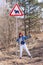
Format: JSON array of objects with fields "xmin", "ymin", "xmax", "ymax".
[{"xmin": 19, "ymin": 34, "xmax": 22, "ymax": 37}]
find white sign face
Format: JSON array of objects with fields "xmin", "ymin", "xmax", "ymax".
[
  {"xmin": 38, "ymin": 0, "xmax": 43, "ymax": 3},
  {"xmin": 11, "ymin": 6, "xmax": 22, "ymax": 16}
]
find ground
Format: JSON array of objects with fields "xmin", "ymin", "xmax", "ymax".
[{"xmin": 0, "ymin": 32, "xmax": 43, "ymax": 65}]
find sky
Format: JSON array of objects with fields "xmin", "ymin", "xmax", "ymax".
[
  {"xmin": 0, "ymin": 0, "xmax": 43, "ymax": 6},
  {"xmin": 38, "ymin": 0, "xmax": 43, "ymax": 2},
  {"xmin": 0, "ymin": 0, "xmax": 3, "ymax": 6},
  {"xmin": 0, "ymin": 0, "xmax": 6, "ymax": 6}
]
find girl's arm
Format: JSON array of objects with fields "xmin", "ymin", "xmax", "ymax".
[
  {"xmin": 16, "ymin": 38, "xmax": 19, "ymax": 43},
  {"xmin": 24, "ymin": 34, "xmax": 31, "ymax": 40}
]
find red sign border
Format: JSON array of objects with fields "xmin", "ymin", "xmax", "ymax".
[{"xmin": 10, "ymin": 4, "xmax": 24, "ymax": 16}]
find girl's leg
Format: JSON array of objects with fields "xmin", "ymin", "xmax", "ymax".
[
  {"xmin": 20, "ymin": 45, "xmax": 23, "ymax": 58},
  {"xmin": 24, "ymin": 44, "xmax": 32, "ymax": 57}
]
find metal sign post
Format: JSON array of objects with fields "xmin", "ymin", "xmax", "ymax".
[
  {"xmin": 16, "ymin": 18, "xmax": 18, "ymax": 37},
  {"xmin": 16, "ymin": 17, "xmax": 18, "ymax": 57}
]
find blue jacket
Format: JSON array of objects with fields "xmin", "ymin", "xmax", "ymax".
[{"xmin": 16, "ymin": 35, "xmax": 31, "ymax": 45}]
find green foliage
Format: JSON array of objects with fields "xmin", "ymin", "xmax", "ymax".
[{"xmin": 17, "ymin": 0, "xmax": 41, "ymax": 35}]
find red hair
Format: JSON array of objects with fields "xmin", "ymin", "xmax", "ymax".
[{"xmin": 19, "ymin": 32, "xmax": 23, "ymax": 36}]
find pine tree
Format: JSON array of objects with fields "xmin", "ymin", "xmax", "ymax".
[{"xmin": 18, "ymin": 0, "xmax": 41, "ymax": 35}]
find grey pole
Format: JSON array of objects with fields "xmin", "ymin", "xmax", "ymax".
[{"xmin": 16, "ymin": 17, "xmax": 18, "ymax": 57}]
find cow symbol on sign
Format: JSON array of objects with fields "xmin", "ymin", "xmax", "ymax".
[{"xmin": 14, "ymin": 10, "xmax": 19, "ymax": 13}]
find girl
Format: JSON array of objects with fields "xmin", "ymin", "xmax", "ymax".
[{"xmin": 16, "ymin": 32, "xmax": 32, "ymax": 59}]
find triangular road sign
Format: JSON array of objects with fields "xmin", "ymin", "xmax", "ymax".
[{"xmin": 10, "ymin": 4, "xmax": 24, "ymax": 16}]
